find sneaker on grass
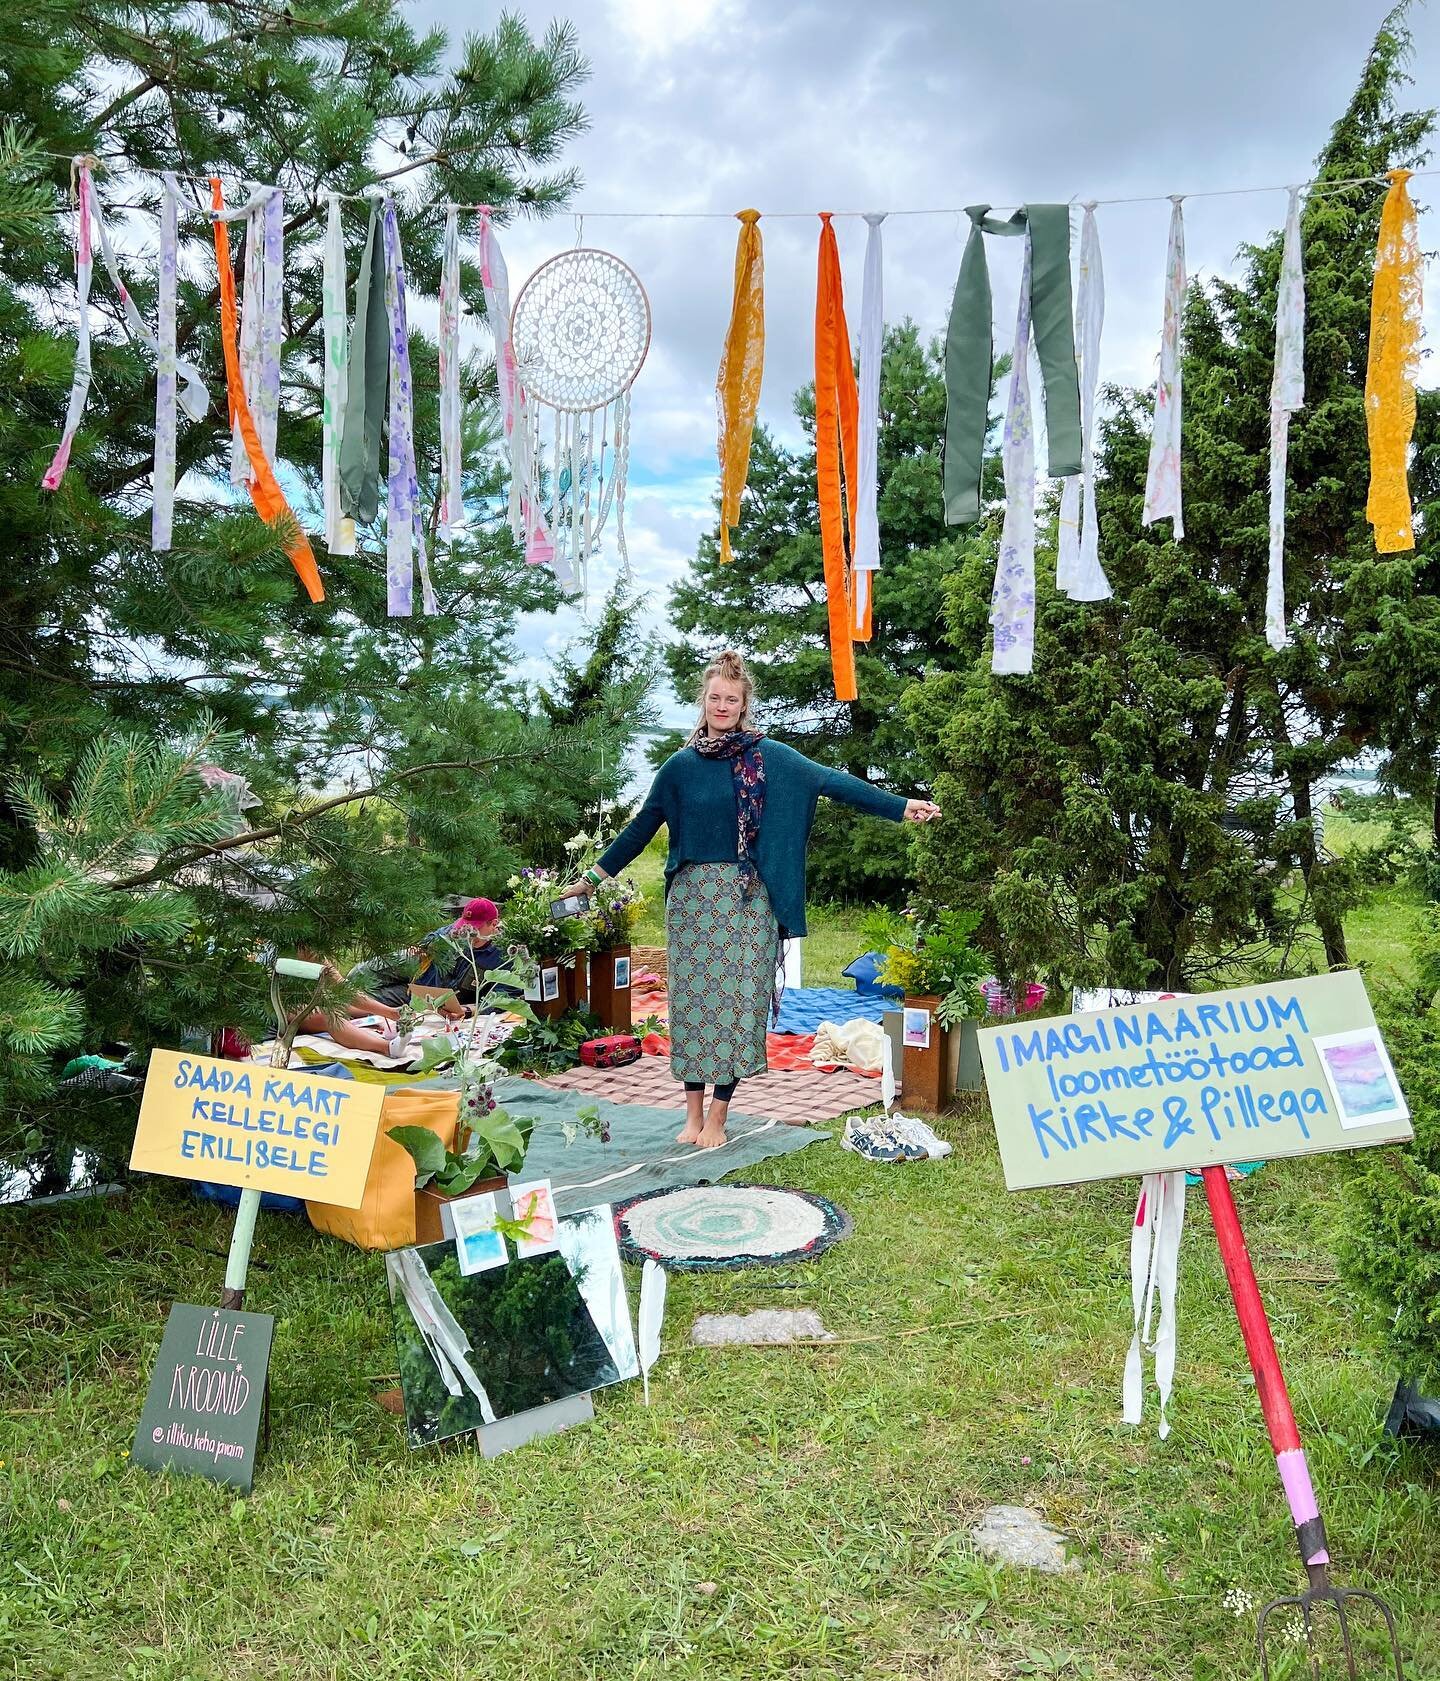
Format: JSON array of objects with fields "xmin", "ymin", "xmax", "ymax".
[{"xmin": 886, "ymin": 1112, "xmax": 953, "ymax": 1160}]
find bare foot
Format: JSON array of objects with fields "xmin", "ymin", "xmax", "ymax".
[
  {"xmin": 695, "ymin": 1124, "xmax": 728, "ymax": 1149},
  {"xmin": 676, "ymin": 1119, "xmax": 704, "ymax": 1144}
]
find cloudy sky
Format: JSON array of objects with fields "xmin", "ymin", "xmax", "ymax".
[{"xmin": 420, "ymin": 0, "xmax": 1440, "ymax": 709}]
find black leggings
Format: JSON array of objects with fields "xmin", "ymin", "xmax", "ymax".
[{"xmin": 685, "ymin": 1079, "xmax": 738, "ymax": 1104}]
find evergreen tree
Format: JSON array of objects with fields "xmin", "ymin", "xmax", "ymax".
[
  {"xmin": 906, "ymin": 10, "xmax": 1438, "ymax": 991},
  {"xmin": 665, "ymin": 324, "xmax": 976, "ymax": 903},
  {"xmin": 0, "ymin": 4, "xmax": 654, "ymax": 1163}
]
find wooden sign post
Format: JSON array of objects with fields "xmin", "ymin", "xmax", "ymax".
[{"xmin": 978, "ymin": 970, "xmax": 1412, "ymax": 1665}]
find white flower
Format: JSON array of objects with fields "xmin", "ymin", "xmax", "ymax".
[
  {"xmin": 1222, "ymin": 1587, "xmax": 1255, "ymax": 1618},
  {"xmin": 564, "ymin": 833, "xmax": 590, "ymax": 853},
  {"xmin": 507, "ymin": 875, "xmax": 521, "ymax": 888}
]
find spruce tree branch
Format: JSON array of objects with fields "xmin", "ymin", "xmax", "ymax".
[{"xmin": 107, "ymin": 751, "xmax": 538, "ymax": 890}]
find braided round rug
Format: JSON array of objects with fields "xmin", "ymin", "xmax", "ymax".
[{"xmin": 613, "ymin": 1184, "xmax": 852, "ymax": 1272}]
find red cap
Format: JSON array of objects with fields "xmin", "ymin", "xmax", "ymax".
[{"xmin": 454, "ymin": 897, "xmax": 499, "ymax": 930}]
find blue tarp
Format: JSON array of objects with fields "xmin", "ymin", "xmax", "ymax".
[{"xmin": 773, "ymin": 986, "xmax": 892, "ymax": 1036}]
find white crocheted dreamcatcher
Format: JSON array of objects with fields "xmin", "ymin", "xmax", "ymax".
[{"xmin": 510, "ymin": 247, "xmax": 651, "ymax": 599}]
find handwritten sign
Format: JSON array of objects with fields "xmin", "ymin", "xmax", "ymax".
[
  {"xmin": 132, "ymin": 1304, "xmax": 274, "ymax": 1492},
  {"xmin": 130, "ymin": 1049, "xmax": 385, "ymax": 1209},
  {"xmin": 978, "ymin": 970, "xmax": 1412, "ymax": 1189}
]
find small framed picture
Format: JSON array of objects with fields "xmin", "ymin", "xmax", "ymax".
[
  {"xmin": 613, "ymin": 955, "xmax": 631, "ymax": 990},
  {"xmin": 509, "ymin": 1179, "xmax": 559, "ymax": 1258},
  {"xmin": 1312, "ymin": 1028, "xmax": 1409, "ymax": 1129},
  {"xmin": 524, "ymin": 975, "xmax": 542, "ymax": 1002},
  {"xmin": 541, "ymin": 966, "xmax": 560, "ymax": 1003},
  {"xmin": 902, "ymin": 1007, "xmax": 931, "ymax": 1050},
  {"xmin": 449, "ymin": 1193, "xmax": 508, "ymax": 1276}
]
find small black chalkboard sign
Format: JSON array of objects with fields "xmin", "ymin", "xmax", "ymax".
[{"xmin": 132, "ymin": 1303, "xmax": 274, "ymax": 1493}]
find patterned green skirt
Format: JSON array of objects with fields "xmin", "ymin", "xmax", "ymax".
[{"xmin": 666, "ymin": 863, "xmax": 779, "ymax": 1084}]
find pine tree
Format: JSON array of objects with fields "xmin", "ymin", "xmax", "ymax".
[
  {"xmin": 0, "ymin": 4, "xmax": 658, "ymax": 1162},
  {"xmin": 665, "ymin": 324, "xmax": 977, "ymax": 903},
  {"xmin": 905, "ymin": 9, "xmax": 1438, "ymax": 991}
]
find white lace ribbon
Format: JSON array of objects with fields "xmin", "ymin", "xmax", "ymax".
[
  {"xmin": 1122, "ymin": 1170, "xmax": 1187, "ymax": 1438},
  {"xmin": 852, "ymin": 211, "xmax": 886, "ymax": 633},
  {"xmin": 1143, "ymin": 198, "xmax": 1186, "ymax": 540},
  {"xmin": 990, "ymin": 234, "xmax": 1036, "ymax": 675},
  {"xmin": 438, "ymin": 205, "xmax": 464, "ymax": 540},
  {"xmin": 1057, "ymin": 203, "xmax": 1111, "ymax": 601},
  {"xmin": 1268, "ymin": 187, "xmax": 1305, "ymax": 650}
]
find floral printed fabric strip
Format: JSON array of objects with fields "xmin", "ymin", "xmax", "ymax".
[
  {"xmin": 1143, "ymin": 198, "xmax": 1186, "ymax": 541},
  {"xmin": 991, "ymin": 235, "xmax": 1036, "ymax": 676},
  {"xmin": 851, "ymin": 212, "xmax": 886, "ymax": 640},
  {"xmin": 1365, "ymin": 168, "xmax": 1422, "ymax": 555},
  {"xmin": 1267, "ymin": 187, "xmax": 1305, "ymax": 649},
  {"xmin": 321, "ymin": 194, "xmax": 356, "ymax": 555},
  {"xmin": 716, "ymin": 209, "xmax": 765, "ymax": 565},
  {"xmin": 381, "ymin": 198, "xmax": 437, "ymax": 617},
  {"xmin": 1056, "ymin": 204, "xmax": 1111, "ymax": 602},
  {"xmin": 42, "ymin": 162, "xmax": 95, "ymax": 491},
  {"xmin": 437, "ymin": 205, "xmax": 464, "ymax": 541}
]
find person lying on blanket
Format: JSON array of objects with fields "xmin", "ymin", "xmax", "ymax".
[
  {"xmin": 293, "ymin": 949, "xmax": 399, "ymax": 1056},
  {"xmin": 352, "ymin": 898, "xmax": 516, "ymax": 1020}
]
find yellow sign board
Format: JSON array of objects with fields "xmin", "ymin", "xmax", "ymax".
[{"xmin": 130, "ymin": 1049, "xmax": 387, "ymax": 1210}]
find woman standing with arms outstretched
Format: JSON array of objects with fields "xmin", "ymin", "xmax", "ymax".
[{"xmin": 567, "ymin": 651, "xmax": 940, "ymax": 1148}]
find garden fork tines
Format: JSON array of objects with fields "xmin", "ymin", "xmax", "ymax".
[{"xmin": 1202, "ymin": 1166, "xmax": 1405, "ymax": 1681}]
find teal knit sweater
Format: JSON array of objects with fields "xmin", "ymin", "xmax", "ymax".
[{"xmin": 597, "ymin": 739, "xmax": 909, "ymax": 938}]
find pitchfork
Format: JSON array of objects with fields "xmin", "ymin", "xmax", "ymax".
[{"xmin": 1202, "ymin": 1166, "xmax": 1405, "ymax": 1680}]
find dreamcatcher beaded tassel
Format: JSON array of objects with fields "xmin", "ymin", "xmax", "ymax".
[{"xmin": 510, "ymin": 247, "xmax": 650, "ymax": 600}]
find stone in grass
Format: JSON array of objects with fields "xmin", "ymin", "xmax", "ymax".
[
  {"xmin": 970, "ymin": 1505, "xmax": 1079, "ymax": 1575},
  {"xmin": 690, "ymin": 1309, "xmax": 834, "ymax": 1346}
]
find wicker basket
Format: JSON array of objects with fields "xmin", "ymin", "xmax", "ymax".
[{"xmin": 632, "ymin": 944, "xmax": 668, "ymax": 984}]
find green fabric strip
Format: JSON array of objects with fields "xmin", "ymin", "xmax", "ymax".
[
  {"xmin": 1025, "ymin": 203, "xmax": 1082, "ymax": 481},
  {"xmin": 943, "ymin": 203, "xmax": 1081, "ymax": 526},
  {"xmin": 338, "ymin": 205, "xmax": 388, "ymax": 525}
]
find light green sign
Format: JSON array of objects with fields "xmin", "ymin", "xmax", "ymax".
[{"xmin": 978, "ymin": 970, "xmax": 1413, "ymax": 1190}]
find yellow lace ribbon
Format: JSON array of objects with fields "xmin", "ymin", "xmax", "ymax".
[
  {"xmin": 1365, "ymin": 169, "xmax": 1422, "ymax": 554},
  {"xmin": 716, "ymin": 210, "xmax": 764, "ymax": 564}
]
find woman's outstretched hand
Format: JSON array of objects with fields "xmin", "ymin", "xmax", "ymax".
[{"xmin": 903, "ymin": 799, "xmax": 942, "ymax": 823}]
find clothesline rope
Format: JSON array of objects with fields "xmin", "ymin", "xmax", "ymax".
[{"xmin": 31, "ymin": 148, "xmax": 1440, "ymax": 219}]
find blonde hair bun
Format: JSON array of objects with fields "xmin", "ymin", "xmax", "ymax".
[{"xmin": 695, "ymin": 649, "xmax": 757, "ymax": 731}]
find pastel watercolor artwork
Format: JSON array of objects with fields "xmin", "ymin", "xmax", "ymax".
[
  {"xmin": 511, "ymin": 1179, "xmax": 559, "ymax": 1257},
  {"xmin": 1312, "ymin": 1029, "xmax": 1408, "ymax": 1128}
]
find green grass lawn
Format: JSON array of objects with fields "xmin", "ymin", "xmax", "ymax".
[{"xmin": 4, "ymin": 858, "xmax": 1438, "ymax": 1679}]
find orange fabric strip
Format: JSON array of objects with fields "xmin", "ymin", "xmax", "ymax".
[
  {"xmin": 716, "ymin": 209, "xmax": 765, "ymax": 565},
  {"xmin": 815, "ymin": 213, "xmax": 858, "ymax": 701},
  {"xmin": 210, "ymin": 178, "xmax": 325, "ymax": 603},
  {"xmin": 1365, "ymin": 168, "xmax": 1420, "ymax": 555}
]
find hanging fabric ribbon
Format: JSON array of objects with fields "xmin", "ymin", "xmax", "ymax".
[
  {"xmin": 851, "ymin": 212, "xmax": 886, "ymax": 641},
  {"xmin": 218, "ymin": 183, "xmax": 272, "ymax": 487},
  {"xmin": 1122, "ymin": 1171, "xmax": 1187, "ymax": 1438},
  {"xmin": 152, "ymin": 174, "xmax": 181, "ymax": 551},
  {"xmin": 338, "ymin": 200, "xmax": 388, "ymax": 528},
  {"xmin": 1143, "ymin": 198, "xmax": 1186, "ymax": 540},
  {"xmin": 437, "ymin": 205, "xmax": 464, "ymax": 541},
  {"xmin": 381, "ymin": 197, "xmax": 437, "ymax": 617},
  {"xmin": 944, "ymin": 203, "xmax": 1080, "ymax": 528},
  {"xmin": 1365, "ymin": 168, "xmax": 1421, "ymax": 555},
  {"xmin": 321, "ymin": 193, "xmax": 356, "ymax": 555},
  {"xmin": 477, "ymin": 207, "xmax": 552, "ymax": 569},
  {"xmin": 717, "ymin": 208, "xmax": 765, "ymax": 565},
  {"xmin": 42, "ymin": 161, "xmax": 96, "ymax": 491},
  {"xmin": 814, "ymin": 212, "xmax": 860, "ymax": 702},
  {"xmin": 1267, "ymin": 188, "xmax": 1305, "ymax": 649},
  {"xmin": 1056, "ymin": 203, "xmax": 1111, "ymax": 602},
  {"xmin": 990, "ymin": 234, "xmax": 1037, "ymax": 676},
  {"xmin": 210, "ymin": 176, "xmax": 324, "ymax": 604}
]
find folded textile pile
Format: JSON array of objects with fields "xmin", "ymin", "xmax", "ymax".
[{"xmin": 810, "ymin": 1018, "xmax": 886, "ymax": 1075}]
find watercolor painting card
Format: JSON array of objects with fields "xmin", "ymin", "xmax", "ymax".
[
  {"xmin": 1312, "ymin": 1028, "xmax": 1409, "ymax": 1130},
  {"xmin": 510, "ymin": 1179, "xmax": 559, "ymax": 1257},
  {"xmin": 449, "ymin": 1192, "xmax": 508, "ymax": 1275}
]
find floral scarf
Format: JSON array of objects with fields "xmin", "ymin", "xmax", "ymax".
[{"xmin": 690, "ymin": 727, "xmax": 767, "ymax": 897}]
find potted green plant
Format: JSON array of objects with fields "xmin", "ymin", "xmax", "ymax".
[
  {"xmin": 501, "ymin": 867, "xmax": 591, "ymax": 1018},
  {"xmin": 586, "ymin": 870, "xmax": 645, "ymax": 1031},
  {"xmin": 872, "ymin": 906, "xmax": 989, "ymax": 1113},
  {"xmin": 392, "ymin": 1010, "xmax": 608, "ymax": 1243}
]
